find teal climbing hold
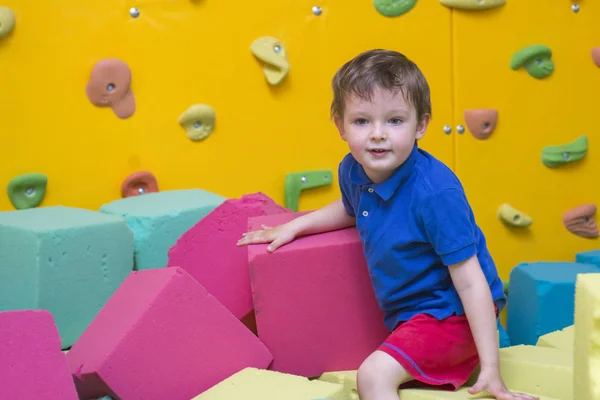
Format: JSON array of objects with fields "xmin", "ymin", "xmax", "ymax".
[
  {"xmin": 6, "ymin": 173, "xmax": 48, "ymax": 210},
  {"xmin": 284, "ymin": 170, "xmax": 332, "ymax": 212},
  {"xmin": 374, "ymin": 0, "xmax": 417, "ymax": 17}
]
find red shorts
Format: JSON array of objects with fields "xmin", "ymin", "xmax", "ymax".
[{"xmin": 377, "ymin": 306, "xmax": 499, "ymax": 391}]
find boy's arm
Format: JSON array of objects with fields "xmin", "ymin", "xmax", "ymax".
[
  {"xmin": 449, "ymin": 256, "xmax": 539, "ymax": 400},
  {"xmin": 290, "ymin": 198, "xmax": 356, "ymax": 237},
  {"xmin": 237, "ymin": 198, "xmax": 355, "ymax": 251},
  {"xmin": 448, "ymin": 255, "xmax": 500, "ymax": 371}
]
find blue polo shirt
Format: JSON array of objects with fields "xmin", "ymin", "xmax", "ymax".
[{"xmin": 338, "ymin": 143, "xmax": 506, "ymax": 331}]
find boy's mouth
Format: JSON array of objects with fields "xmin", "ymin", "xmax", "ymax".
[{"xmin": 368, "ymin": 148, "xmax": 389, "ymax": 157}]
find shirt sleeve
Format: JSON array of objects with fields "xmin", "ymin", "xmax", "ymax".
[
  {"xmin": 420, "ymin": 188, "xmax": 477, "ymax": 266},
  {"xmin": 338, "ymin": 159, "xmax": 356, "ymax": 217}
]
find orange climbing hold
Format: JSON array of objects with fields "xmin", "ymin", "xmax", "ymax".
[
  {"xmin": 86, "ymin": 58, "xmax": 136, "ymax": 119},
  {"xmin": 562, "ymin": 204, "xmax": 599, "ymax": 239},
  {"xmin": 121, "ymin": 171, "xmax": 158, "ymax": 198}
]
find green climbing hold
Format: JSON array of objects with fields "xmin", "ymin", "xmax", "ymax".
[
  {"xmin": 6, "ymin": 173, "xmax": 48, "ymax": 210},
  {"xmin": 284, "ymin": 170, "xmax": 332, "ymax": 212},
  {"xmin": 374, "ymin": 0, "xmax": 417, "ymax": 17},
  {"xmin": 541, "ymin": 136, "xmax": 588, "ymax": 168},
  {"xmin": 510, "ymin": 45, "xmax": 554, "ymax": 79}
]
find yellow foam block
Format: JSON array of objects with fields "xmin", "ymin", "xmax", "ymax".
[
  {"xmin": 192, "ymin": 367, "xmax": 348, "ymax": 399},
  {"xmin": 318, "ymin": 370, "xmax": 561, "ymax": 400},
  {"xmin": 536, "ymin": 324, "xmax": 574, "ymax": 351},
  {"xmin": 497, "ymin": 345, "xmax": 572, "ymax": 399},
  {"xmin": 574, "ymin": 273, "xmax": 600, "ymax": 400}
]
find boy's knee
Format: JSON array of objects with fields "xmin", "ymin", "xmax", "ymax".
[{"xmin": 357, "ymin": 350, "xmax": 410, "ymax": 392}]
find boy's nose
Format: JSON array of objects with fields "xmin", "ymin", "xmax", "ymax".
[{"xmin": 370, "ymin": 126, "xmax": 386, "ymax": 140}]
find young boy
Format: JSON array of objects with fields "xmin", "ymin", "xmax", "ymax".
[{"xmin": 237, "ymin": 49, "xmax": 538, "ymax": 400}]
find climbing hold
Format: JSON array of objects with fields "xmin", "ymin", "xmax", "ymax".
[
  {"xmin": 541, "ymin": 135, "xmax": 588, "ymax": 168},
  {"xmin": 373, "ymin": 0, "xmax": 417, "ymax": 17},
  {"xmin": 178, "ymin": 104, "xmax": 216, "ymax": 141},
  {"xmin": 0, "ymin": 7, "xmax": 15, "ymax": 38},
  {"xmin": 284, "ymin": 170, "xmax": 332, "ymax": 212},
  {"xmin": 250, "ymin": 36, "xmax": 290, "ymax": 86},
  {"xmin": 86, "ymin": 58, "xmax": 136, "ymax": 119},
  {"xmin": 510, "ymin": 45, "xmax": 554, "ymax": 79},
  {"xmin": 7, "ymin": 173, "xmax": 48, "ymax": 210},
  {"xmin": 439, "ymin": 0, "xmax": 505, "ymax": 10},
  {"xmin": 562, "ymin": 204, "xmax": 599, "ymax": 239},
  {"xmin": 591, "ymin": 48, "xmax": 600, "ymax": 68},
  {"xmin": 121, "ymin": 171, "xmax": 158, "ymax": 198},
  {"xmin": 463, "ymin": 109, "xmax": 498, "ymax": 140},
  {"xmin": 497, "ymin": 203, "xmax": 532, "ymax": 228}
]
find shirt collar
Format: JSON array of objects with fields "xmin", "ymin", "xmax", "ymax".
[{"xmin": 349, "ymin": 142, "xmax": 419, "ymax": 201}]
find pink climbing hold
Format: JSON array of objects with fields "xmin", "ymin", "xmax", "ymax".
[
  {"xmin": 167, "ymin": 192, "xmax": 291, "ymax": 320},
  {"xmin": 0, "ymin": 310, "xmax": 78, "ymax": 400},
  {"xmin": 247, "ymin": 212, "xmax": 389, "ymax": 378},
  {"xmin": 66, "ymin": 267, "xmax": 273, "ymax": 400}
]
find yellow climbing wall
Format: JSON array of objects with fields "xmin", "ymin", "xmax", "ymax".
[
  {"xmin": 0, "ymin": 0, "xmax": 452, "ymax": 212},
  {"xmin": 1, "ymin": 0, "xmax": 599, "ymax": 280}
]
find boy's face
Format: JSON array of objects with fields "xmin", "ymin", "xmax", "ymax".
[{"xmin": 334, "ymin": 86, "xmax": 430, "ymax": 184}]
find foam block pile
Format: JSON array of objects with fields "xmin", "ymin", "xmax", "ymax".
[
  {"xmin": 5, "ymin": 188, "xmax": 599, "ymax": 399},
  {"xmin": 0, "ymin": 206, "xmax": 134, "ymax": 349},
  {"xmin": 506, "ymin": 261, "xmax": 600, "ymax": 346},
  {"xmin": 30, "ymin": 191, "xmax": 387, "ymax": 399}
]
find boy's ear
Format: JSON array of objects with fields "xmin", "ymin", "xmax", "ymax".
[
  {"xmin": 334, "ymin": 115, "xmax": 346, "ymax": 140},
  {"xmin": 415, "ymin": 113, "xmax": 431, "ymax": 140}
]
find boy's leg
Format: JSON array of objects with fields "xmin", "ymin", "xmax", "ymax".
[{"xmin": 357, "ymin": 349, "xmax": 413, "ymax": 400}]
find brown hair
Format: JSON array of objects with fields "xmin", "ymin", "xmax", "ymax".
[{"xmin": 330, "ymin": 49, "xmax": 431, "ymax": 122}]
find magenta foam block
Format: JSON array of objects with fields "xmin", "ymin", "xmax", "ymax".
[
  {"xmin": 247, "ymin": 212, "xmax": 389, "ymax": 377},
  {"xmin": 66, "ymin": 267, "xmax": 273, "ymax": 400},
  {"xmin": 167, "ymin": 192, "xmax": 291, "ymax": 319},
  {"xmin": 0, "ymin": 310, "xmax": 78, "ymax": 399}
]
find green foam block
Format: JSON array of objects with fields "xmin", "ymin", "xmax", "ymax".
[
  {"xmin": 0, "ymin": 206, "xmax": 134, "ymax": 349},
  {"xmin": 99, "ymin": 189, "xmax": 226, "ymax": 270}
]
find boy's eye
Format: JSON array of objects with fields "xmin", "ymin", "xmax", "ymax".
[
  {"xmin": 389, "ymin": 118, "xmax": 402, "ymax": 125},
  {"xmin": 355, "ymin": 118, "xmax": 368, "ymax": 125}
]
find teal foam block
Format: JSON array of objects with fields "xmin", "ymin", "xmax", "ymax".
[
  {"xmin": 99, "ymin": 189, "xmax": 226, "ymax": 270},
  {"xmin": 497, "ymin": 320, "xmax": 510, "ymax": 348},
  {"xmin": 0, "ymin": 206, "xmax": 133, "ymax": 349},
  {"xmin": 575, "ymin": 249, "xmax": 600, "ymax": 267},
  {"xmin": 506, "ymin": 261, "xmax": 600, "ymax": 346}
]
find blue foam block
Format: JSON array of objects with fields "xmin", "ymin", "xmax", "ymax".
[
  {"xmin": 0, "ymin": 206, "xmax": 133, "ymax": 348},
  {"xmin": 99, "ymin": 189, "xmax": 226, "ymax": 270},
  {"xmin": 506, "ymin": 261, "xmax": 600, "ymax": 346},
  {"xmin": 575, "ymin": 249, "xmax": 600, "ymax": 267},
  {"xmin": 497, "ymin": 320, "xmax": 510, "ymax": 348}
]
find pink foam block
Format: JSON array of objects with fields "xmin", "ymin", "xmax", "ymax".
[
  {"xmin": 166, "ymin": 192, "xmax": 291, "ymax": 319},
  {"xmin": 247, "ymin": 212, "xmax": 389, "ymax": 377},
  {"xmin": 0, "ymin": 310, "xmax": 78, "ymax": 399},
  {"xmin": 66, "ymin": 267, "xmax": 273, "ymax": 400}
]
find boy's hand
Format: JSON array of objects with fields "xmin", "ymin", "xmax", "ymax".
[
  {"xmin": 468, "ymin": 367, "xmax": 540, "ymax": 400},
  {"xmin": 236, "ymin": 223, "xmax": 297, "ymax": 252}
]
